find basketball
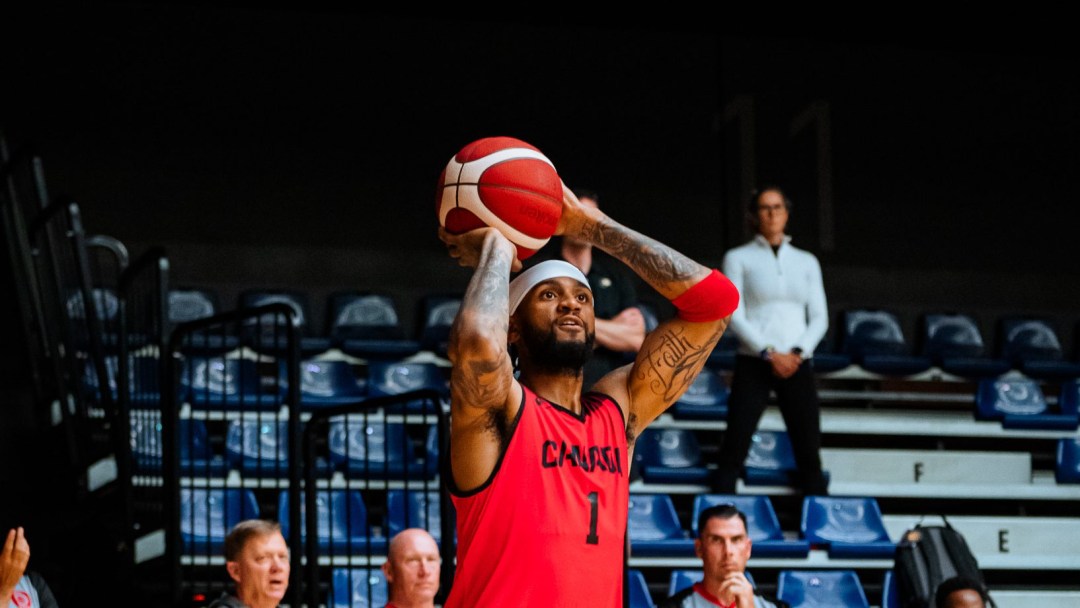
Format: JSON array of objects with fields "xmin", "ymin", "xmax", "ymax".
[{"xmin": 436, "ymin": 136, "xmax": 563, "ymax": 260}]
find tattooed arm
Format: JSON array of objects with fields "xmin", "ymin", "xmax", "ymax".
[
  {"xmin": 559, "ymin": 186, "xmax": 731, "ymax": 442},
  {"xmin": 440, "ymin": 227, "xmax": 523, "ymax": 491}
]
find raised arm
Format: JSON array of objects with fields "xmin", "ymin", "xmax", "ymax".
[{"xmin": 559, "ymin": 186, "xmax": 738, "ymax": 439}]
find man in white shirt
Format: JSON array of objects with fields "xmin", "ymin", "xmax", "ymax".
[{"xmin": 715, "ymin": 186, "xmax": 829, "ymax": 497}]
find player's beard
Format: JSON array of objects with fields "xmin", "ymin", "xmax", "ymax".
[{"xmin": 519, "ymin": 321, "xmax": 595, "ymax": 376}]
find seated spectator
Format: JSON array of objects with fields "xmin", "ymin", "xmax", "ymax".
[
  {"xmin": 0, "ymin": 526, "xmax": 59, "ymax": 608},
  {"xmin": 935, "ymin": 575, "xmax": 990, "ymax": 608},
  {"xmin": 209, "ymin": 519, "xmax": 290, "ymax": 608},
  {"xmin": 382, "ymin": 528, "xmax": 441, "ymax": 608},
  {"xmin": 659, "ymin": 504, "xmax": 788, "ymax": 608}
]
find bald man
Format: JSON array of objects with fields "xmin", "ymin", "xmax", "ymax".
[{"xmin": 382, "ymin": 528, "xmax": 441, "ymax": 608}]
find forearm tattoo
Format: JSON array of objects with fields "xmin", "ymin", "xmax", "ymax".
[
  {"xmin": 635, "ymin": 325, "xmax": 724, "ymax": 403},
  {"xmin": 580, "ymin": 216, "xmax": 699, "ymax": 287},
  {"xmin": 464, "ymin": 241, "xmax": 512, "ymax": 316}
]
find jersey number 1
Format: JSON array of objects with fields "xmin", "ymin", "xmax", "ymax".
[{"xmin": 586, "ymin": 491, "xmax": 599, "ymax": 545}]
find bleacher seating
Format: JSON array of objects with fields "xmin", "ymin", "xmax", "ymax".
[
  {"xmin": 975, "ymin": 378, "xmax": 1079, "ymax": 430},
  {"xmin": 365, "ymin": 360, "xmax": 448, "ymax": 411},
  {"xmin": 839, "ymin": 308, "xmax": 933, "ymax": 376},
  {"xmin": 692, "ymin": 495, "xmax": 810, "ymax": 558},
  {"xmin": 328, "ymin": 291, "xmax": 420, "ymax": 360},
  {"xmin": 297, "ymin": 358, "xmax": 368, "ymax": 408},
  {"xmin": 386, "ymin": 490, "xmax": 444, "ymax": 541},
  {"xmin": 1057, "ymin": 437, "xmax": 1080, "ymax": 483},
  {"xmin": 919, "ymin": 311, "xmax": 1011, "ymax": 378},
  {"xmin": 635, "ymin": 428, "xmax": 711, "ymax": 485},
  {"xmin": 131, "ymin": 417, "xmax": 226, "ymax": 476},
  {"xmin": 181, "ymin": 356, "xmax": 284, "ymax": 411},
  {"xmin": 240, "ymin": 288, "xmax": 332, "ymax": 356},
  {"xmin": 180, "ymin": 488, "xmax": 260, "ymax": 554},
  {"xmin": 998, "ymin": 316, "xmax": 1080, "ymax": 380},
  {"xmin": 801, "ymin": 496, "xmax": 896, "ymax": 558},
  {"xmin": 330, "ymin": 568, "xmax": 389, "ymax": 608},
  {"xmin": 279, "ymin": 490, "xmax": 387, "ymax": 554},
  {"xmin": 416, "ymin": 294, "xmax": 461, "ymax": 358},
  {"xmin": 628, "ymin": 568, "xmax": 655, "ymax": 608},
  {"xmin": 225, "ymin": 419, "xmax": 289, "ymax": 477},
  {"xmin": 168, "ymin": 288, "xmax": 238, "ymax": 352},
  {"xmin": 627, "ymin": 493, "xmax": 694, "ymax": 557},
  {"xmin": 820, "ymin": 447, "xmax": 1031, "ymax": 486},
  {"xmin": 743, "ymin": 430, "xmax": 797, "ymax": 486},
  {"xmin": 327, "ymin": 418, "xmax": 438, "ymax": 479},
  {"xmin": 670, "ymin": 367, "xmax": 729, "ymax": 421},
  {"xmin": 776, "ymin": 569, "xmax": 870, "ymax": 608},
  {"xmin": 881, "ymin": 570, "xmax": 899, "ymax": 608}
]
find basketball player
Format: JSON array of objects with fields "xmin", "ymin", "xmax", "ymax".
[{"xmin": 438, "ymin": 183, "xmax": 739, "ymax": 606}]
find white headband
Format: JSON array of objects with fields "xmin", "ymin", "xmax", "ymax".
[{"xmin": 507, "ymin": 260, "xmax": 591, "ymax": 315}]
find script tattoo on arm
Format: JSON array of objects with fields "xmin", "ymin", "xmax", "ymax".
[{"xmin": 634, "ymin": 325, "xmax": 724, "ymax": 404}]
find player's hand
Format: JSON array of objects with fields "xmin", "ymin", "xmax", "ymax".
[
  {"xmin": 0, "ymin": 527, "xmax": 30, "ymax": 596},
  {"xmin": 439, "ymin": 227, "xmax": 521, "ymax": 272},
  {"xmin": 554, "ymin": 181, "xmax": 601, "ymax": 238},
  {"xmin": 717, "ymin": 571, "xmax": 756, "ymax": 607}
]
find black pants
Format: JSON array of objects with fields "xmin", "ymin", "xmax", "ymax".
[{"xmin": 714, "ymin": 354, "xmax": 828, "ymax": 496}]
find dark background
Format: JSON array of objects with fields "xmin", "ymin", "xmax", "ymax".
[{"xmin": 1, "ymin": 4, "xmax": 1078, "ymax": 601}]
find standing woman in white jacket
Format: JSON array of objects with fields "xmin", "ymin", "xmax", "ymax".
[{"xmin": 714, "ymin": 185, "xmax": 830, "ymax": 497}]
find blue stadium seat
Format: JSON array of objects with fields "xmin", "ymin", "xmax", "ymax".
[
  {"xmin": 226, "ymin": 420, "xmax": 289, "ymax": 477},
  {"xmin": 181, "ymin": 357, "xmax": 284, "ymax": 411},
  {"xmin": 743, "ymin": 430, "xmax": 796, "ymax": 486},
  {"xmin": 998, "ymin": 316, "xmax": 1080, "ymax": 380},
  {"xmin": 240, "ymin": 289, "xmax": 331, "ymax": 356},
  {"xmin": 386, "ymin": 490, "xmax": 446, "ymax": 542},
  {"xmin": 692, "ymin": 494, "xmax": 810, "ymax": 558},
  {"xmin": 180, "ymin": 488, "xmax": 260, "ymax": 555},
  {"xmin": 671, "ymin": 368, "xmax": 729, "ymax": 420},
  {"xmin": 839, "ymin": 309, "xmax": 932, "ymax": 376},
  {"xmin": 627, "ymin": 493, "xmax": 694, "ymax": 557},
  {"xmin": 417, "ymin": 294, "xmax": 461, "ymax": 358},
  {"xmin": 801, "ymin": 496, "xmax": 896, "ymax": 559},
  {"xmin": 366, "ymin": 360, "xmax": 448, "ymax": 413},
  {"xmin": 920, "ymin": 312, "xmax": 1010, "ymax": 378},
  {"xmin": 131, "ymin": 416, "xmax": 226, "ymax": 476},
  {"xmin": 668, "ymin": 570, "xmax": 756, "ymax": 597},
  {"xmin": 330, "ymin": 568, "xmax": 389, "ymax": 608},
  {"xmin": 777, "ymin": 570, "xmax": 870, "ymax": 608},
  {"xmin": 882, "ymin": 570, "xmax": 900, "ymax": 608},
  {"xmin": 634, "ymin": 428, "xmax": 711, "ymax": 485},
  {"xmin": 168, "ymin": 288, "xmax": 238, "ymax": 353},
  {"xmin": 296, "ymin": 359, "xmax": 367, "ymax": 408},
  {"xmin": 328, "ymin": 418, "xmax": 438, "ymax": 480},
  {"xmin": 975, "ymin": 378, "xmax": 1079, "ymax": 430},
  {"xmin": 1056, "ymin": 437, "xmax": 1080, "ymax": 484},
  {"xmin": 810, "ymin": 336, "xmax": 853, "ymax": 373},
  {"xmin": 279, "ymin": 490, "xmax": 387, "ymax": 554},
  {"xmin": 328, "ymin": 292, "xmax": 420, "ymax": 360},
  {"xmin": 628, "ymin": 568, "xmax": 655, "ymax": 608}
]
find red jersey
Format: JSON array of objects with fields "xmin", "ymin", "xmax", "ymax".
[{"xmin": 445, "ymin": 385, "xmax": 630, "ymax": 607}]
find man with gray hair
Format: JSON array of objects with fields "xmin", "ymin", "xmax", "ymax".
[{"xmin": 208, "ymin": 519, "xmax": 290, "ymax": 608}]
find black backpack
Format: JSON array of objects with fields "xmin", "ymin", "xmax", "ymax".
[{"xmin": 894, "ymin": 517, "xmax": 995, "ymax": 608}]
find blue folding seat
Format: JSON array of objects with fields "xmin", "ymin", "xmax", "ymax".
[
  {"xmin": 668, "ymin": 570, "xmax": 756, "ymax": 597},
  {"xmin": 743, "ymin": 430, "xmax": 796, "ymax": 486},
  {"xmin": 366, "ymin": 360, "xmax": 448, "ymax": 413},
  {"xmin": 296, "ymin": 359, "xmax": 367, "ymax": 408},
  {"xmin": 975, "ymin": 378, "xmax": 1078, "ymax": 430},
  {"xmin": 66, "ymin": 287, "xmax": 121, "ymax": 346},
  {"xmin": 180, "ymin": 488, "xmax": 260, "ymax": 554},
  {"xmin": 998, "ymin": 316, "xmax": 1080, "ymax": 380},
  {"xmin": 692, "ymin": 494, "xmax": 810, "ymax": 558},
  {"xmin": 169, "ymin": 288, "xmax": 238, "ymax": 353},
  {"xmin": 240, "ymin": 289, "xmax": 331, "ymax": 356},
  {"xmin": 839, "ymin": 309, "xmax": 932, "ymax": 376},
  {"xmin": 777, "ymin": 570, "xmax": 870, "ymax": 608},
  {"xmin": 328, "ymin": 419, "xmax": 438, "ymax": 480},
  {"xmin": 1056, "ymin": 437, "xmax": 1080, "ymax": 484},
  {"xmin": 634, "ymin": 428, "xmax": 711, "ymax": 485},
  {"xmin": 671, "ymin": 367, "xmax": 729, "ymax": 420},
  {"xmin": 328, "ymin": 292, "xmax": 420, "ymax": 360},
  {"xmin": 279, "ymin": 490, "xmax": 387, "ymax": 554},
  {"xmin": 810, "ymin": 333, "xmax": 852, "ymax": 373},
  {"xmin": 131, "ymin": 416, "xmax": 226, "ymax": 476},
  {"xmin": 226, "ymin": 420, "xmax": 289, "ymax": 477},
  {"xmin": 628, "ymin": 569, "xmax": 655, "ymax": 608},
  {"xmin": 919, "ymin": 312, "xmax": 1010, "ymax": 378},
  {"xmin": 801, "ymin": 496, "xmax": 896, "ymax": 558},
  {"xmin": 386, "ymin": 490, "xmax": 446, "ymax": 542},
  {"xmin": 330, "ymin": 568, "xmax": 389, "ymax": 608},
  {"xmin": 882, "ymin": 570, "xmax": 900, "ymax": 608},
  {"xmin": 626, "ymin": 493, "xmax": 694, "ymax": 557},
  {"xmin": 417, "ymin": 294, "xmax": 462, "ymax": 358},
  {"xmin": 181, "ymin": 357, "xmax": 283, "ymax": 411}
]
